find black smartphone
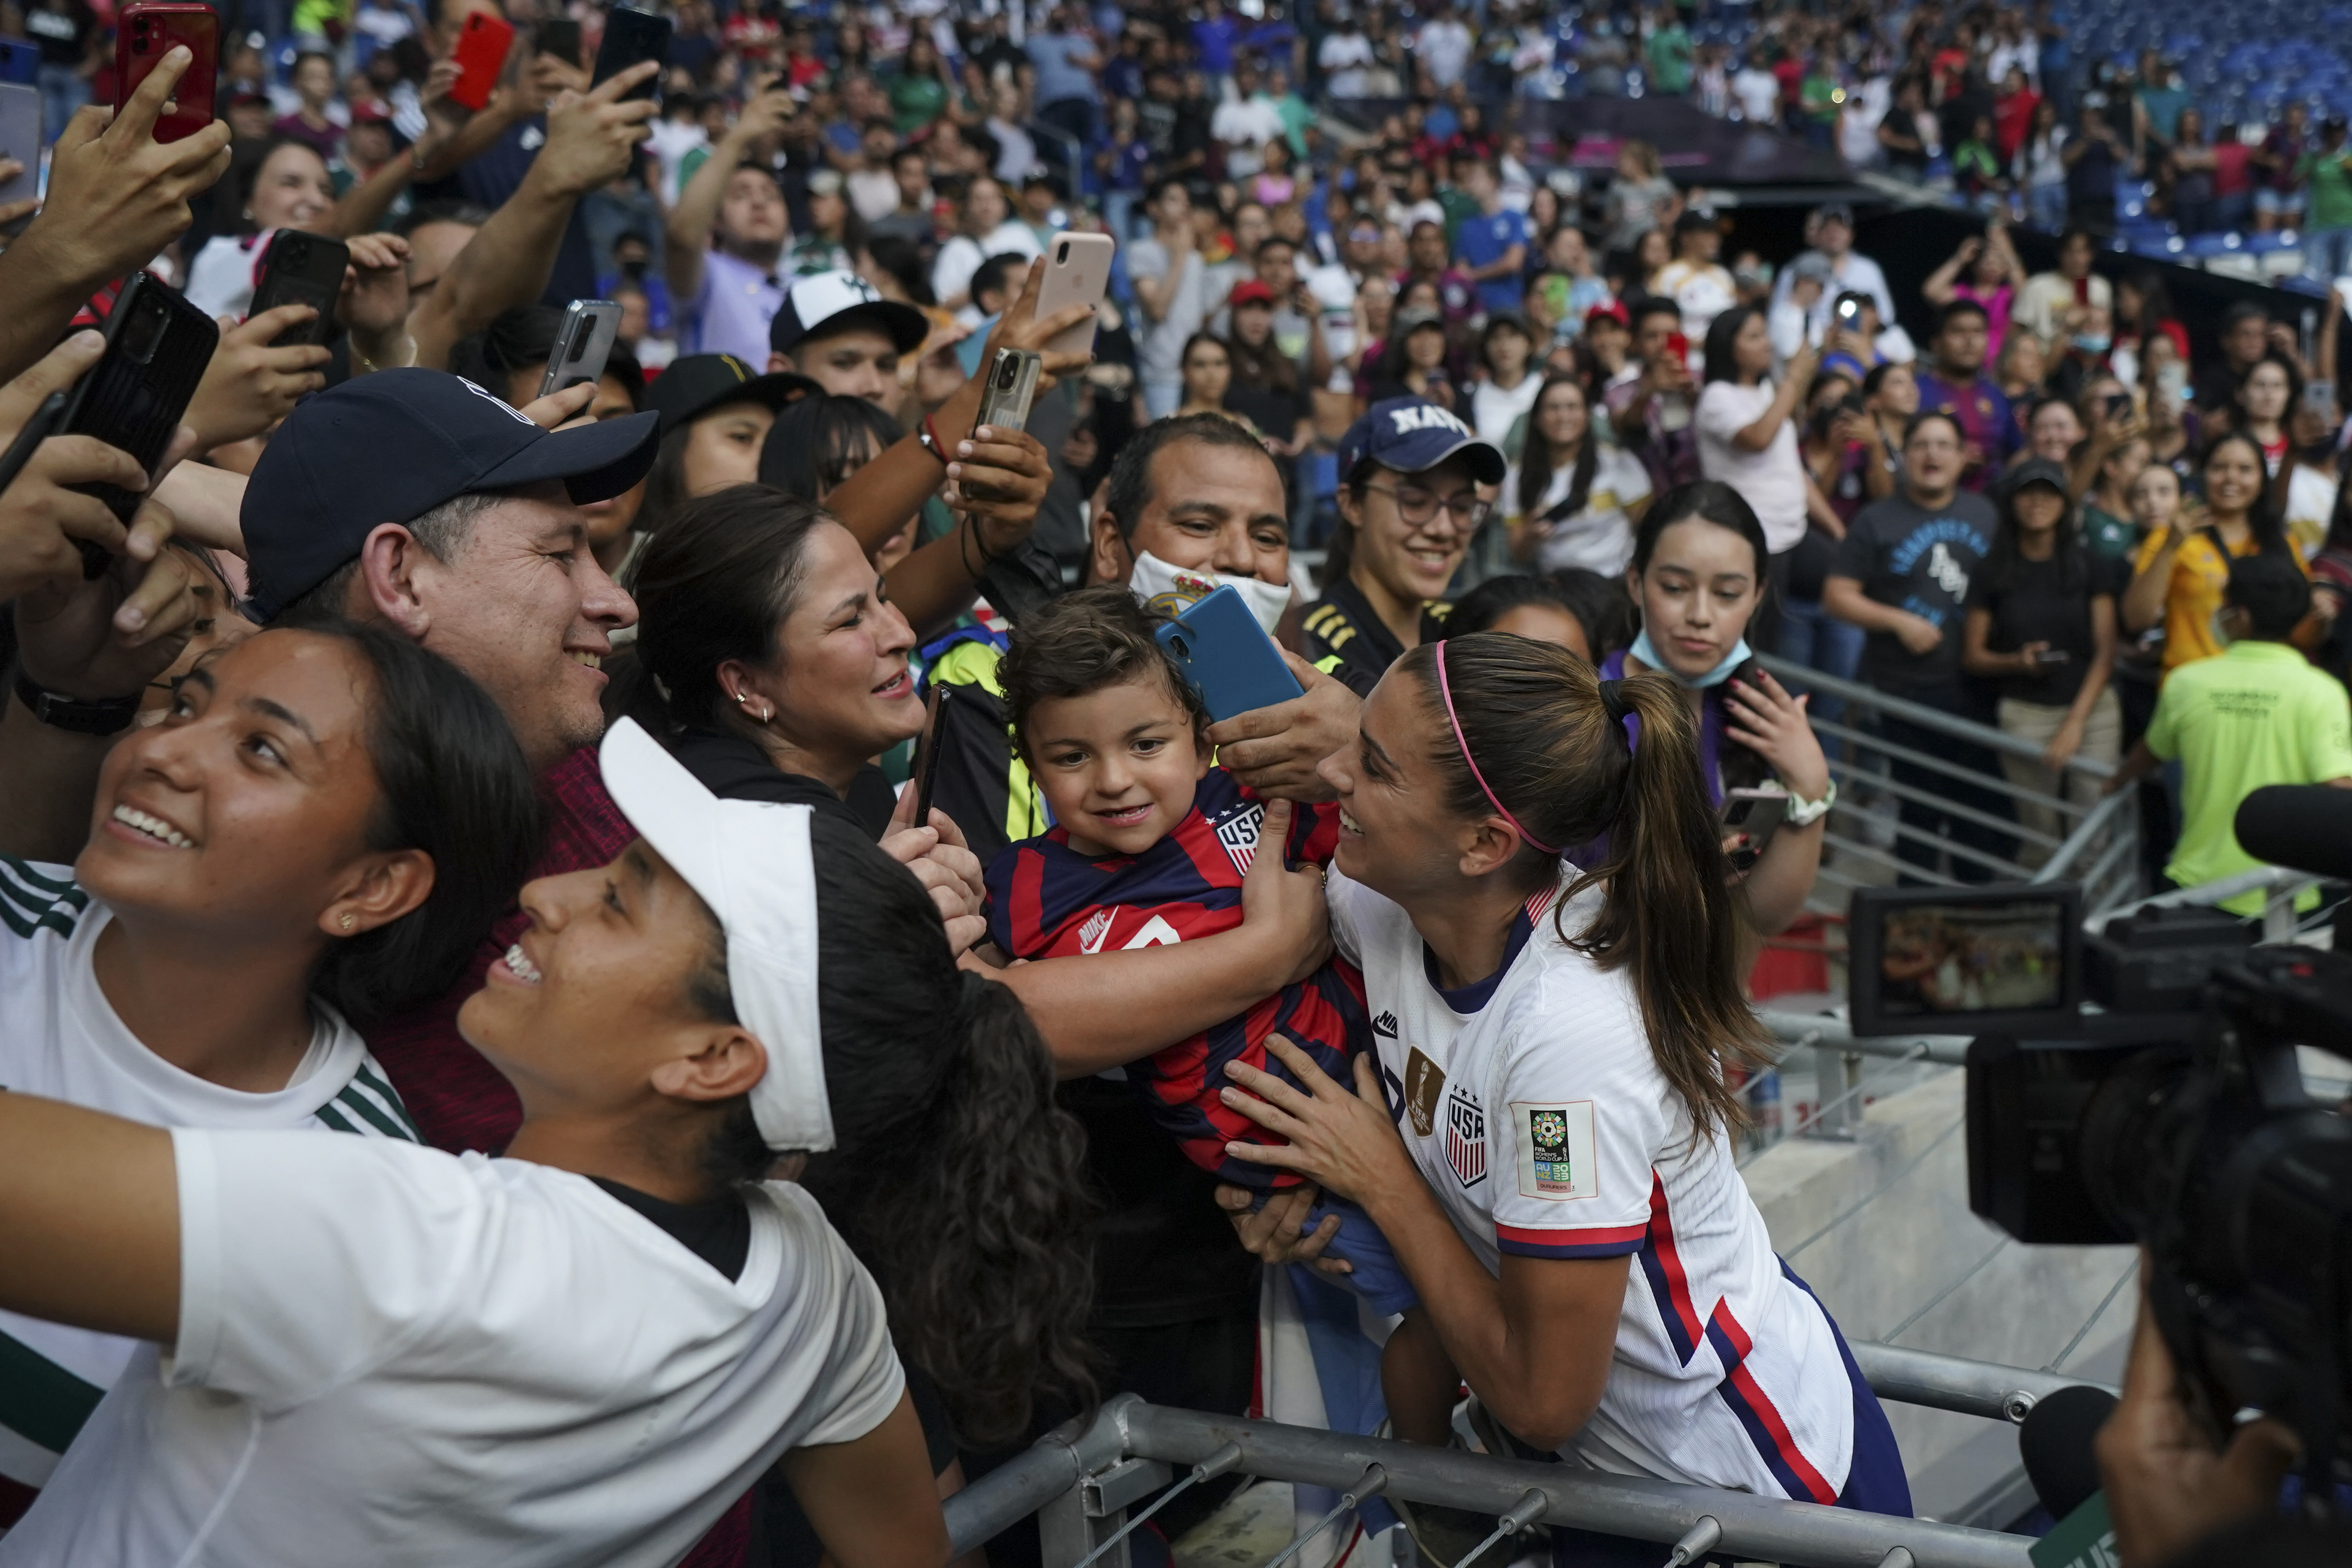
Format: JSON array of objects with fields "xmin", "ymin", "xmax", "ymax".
[
  {"xmin": 537, "ymin": 15, "xmax": 582, "ymax": 66},
  {"xmin": 591, "ymin": 7, "xmax": 671, "ymax": 100},
  {"xmin": 247, "ymin": 229, "xmax": 350, "ymax": 349},
  {"xmin": 913, "ymin": 683, "xmax": 953, "ymax": 828},
  {"xmin": 2104, "ymin": 391, "xmax": 2132, "ymax": 422},
  {"xmin": 58, "ymin": 272, "xmax": 220, "ymax": 566}
]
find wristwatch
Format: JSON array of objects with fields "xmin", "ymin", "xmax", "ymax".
[
  {"xmin": 13, "ymin": 668, "xmax": 140, "ymax": 735},
  {"xmin": 1782, "ymin": 778, "xmax": 1838, "ymax": 828}
]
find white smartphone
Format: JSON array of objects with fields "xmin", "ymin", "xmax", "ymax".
[
  {"xmin": 0, "ymin": 83, "xmax": 37, "ymax": 209},
  {"xmin": 1034, "ymin": 231, "xmax": 1114, "ymax": 360},
  {"xmin": 539, "ymin": 298, "xmax": 621, "ymax": 399}
]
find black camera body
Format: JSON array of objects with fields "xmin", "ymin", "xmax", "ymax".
[{"xmin": 1848, "ymin": 881, "xmax": 2352, "ymax": 1492}]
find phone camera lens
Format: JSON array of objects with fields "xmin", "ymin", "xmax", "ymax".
[
  {"xmin": 1056, "ymin": 241, "xmax": 1070, "ymax": 264},
  {"xmin": 1169, "ymin": 634, "xmax": 1190, "ymax": 658}
]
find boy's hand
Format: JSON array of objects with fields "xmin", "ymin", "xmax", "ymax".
[{"xmin": 1239, "ymin": 798, "xmax": 1332, "ymax": 988}]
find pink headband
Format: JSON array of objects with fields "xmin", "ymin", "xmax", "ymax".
[{"xmin": 1435, "ymin": 640, "xmax": 1560, "ymax": 856}]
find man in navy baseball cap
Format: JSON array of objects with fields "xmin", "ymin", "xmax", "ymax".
[
  {"xmin": 1302, "ymin": 396, "xmax": 1506, "ymax": 694},
  {"xmin": 244, "ymin": 368, "xmax": 661, "ymax": 771}
]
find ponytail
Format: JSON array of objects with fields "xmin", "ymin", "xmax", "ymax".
[
  {"xmin": 1396, "ymin": 634, "xmax": 1769, "ymax": 1144},
  {"xmin": 1586, "ymin": 672, "xmax": 1772, "ymax": 1143},
  {"xmin": 792, "ymin": 813, "xmax": 1098, "ymax": 1446}
]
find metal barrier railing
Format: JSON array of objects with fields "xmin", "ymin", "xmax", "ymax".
[
  {"xmin": 1755, "ymin": 655, "xmax": 2142, "ymax": 919},
  {"xmin": 945, "ymin": 1341, "xmax": 2120, "ymax": 1568}
]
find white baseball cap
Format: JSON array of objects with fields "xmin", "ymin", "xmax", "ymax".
[
  {"xmin": 599, "ymin": 719, "xmax": 833, "ymax": 1152},
  {"xmin": 769, "ymin": 269, "xmax": 930, "ymax": 359}
]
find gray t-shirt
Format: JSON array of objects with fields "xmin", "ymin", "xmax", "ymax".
[
  {"xmin": 1129, "ymin": 238, "xmax": 1208, "ymax": 386},
  {"xmin": 1829, "ymin": 490, "xmax": 1998, "ymax": 692}
]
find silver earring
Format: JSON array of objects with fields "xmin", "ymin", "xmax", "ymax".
[{"xmin": 733, "ymin": 690, "xmax": 748, "ymax": 705}]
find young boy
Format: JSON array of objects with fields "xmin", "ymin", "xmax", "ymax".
[
  {"xmin": 2105, "ymin": 552, "xmax": 2352, "ymax": 912},
  {"xmin": 984, "ymin": 588, "xmax": 1465, "ymax": 1468}
]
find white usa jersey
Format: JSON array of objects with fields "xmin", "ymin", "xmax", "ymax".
[
  {"xmin": 1328, "ymin": 865, "xmax": 1859, "ymax": 1503},
  {"xmin": 0, "ymin": 857, "xmax": 417, "ymax": 1518}
]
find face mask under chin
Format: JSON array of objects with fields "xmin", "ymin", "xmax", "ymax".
[{"xmin": 1127, "ymin": 550, "xmax": 1294, "ymax": 635}]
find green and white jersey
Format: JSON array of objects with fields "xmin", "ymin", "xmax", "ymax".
[{"xmin": 0, "ymin": 857, "xmax": 417, "ymax": 1516}]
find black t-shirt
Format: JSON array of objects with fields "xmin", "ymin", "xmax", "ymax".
[
  {"xmin": 1224, "ymin": 379, "xmax": 1307, "ymax": 446},
  {"xmin": 1830, "ymin": 490, "xmax": 1998, "ymax": 692},
  {"xmin": 665, "ymin": 725, "xmax": 898, "ymax": 838},
  {"xmin": 1965, "ymin": 549, "xmax": 2125, "ymax": 706},
  {"xmin": 1060, "ymin": 1073, "xmax": 1261, "ymax": 1326},
  {"xmin": 590, "ymin": 1178, "xmax": 751, "ymax": 1281},
  {"xmin": 1299, "ymin": 573, "xmax": 1449, "ymax": 697},
  {"xmin": 2066, "ymin": 133, "xmax": 2121, "ymax": 204}
]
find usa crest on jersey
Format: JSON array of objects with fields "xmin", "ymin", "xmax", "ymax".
[{"xmin": 1444, "ymin": 1081, "xmax": 1486, "ymax": 1187}]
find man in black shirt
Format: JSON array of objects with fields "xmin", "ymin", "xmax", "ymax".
[{"xmin": 1823, "ymin": 410, "xmax": 2016, "ymax": 882}]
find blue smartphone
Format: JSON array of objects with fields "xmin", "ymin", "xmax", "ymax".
[
  {"xmin": 0, "ymin": 41, "xmax": 37, "ymax": 87},
  {"xmin": 1154, "ymin": 584, "xmax": 1302, "ymax": 724}
]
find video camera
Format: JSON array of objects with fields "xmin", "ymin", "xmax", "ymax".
[{"xmin": 1845, "ymin": 785, "xmax": 2352, "ymax": 1500}]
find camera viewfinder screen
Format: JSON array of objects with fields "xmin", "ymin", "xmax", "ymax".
[{"xmin": 1876, "ymin": 899, "xmax": 2067, "ymax": 1017}]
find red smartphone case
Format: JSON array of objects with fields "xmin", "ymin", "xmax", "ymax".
[
  {"xmin": 448, "ymin": 11, "xmax": 516, "ymax": 112},
  {"xmin": 115, "ymin": 2, "xmax": 217, "ymax": 143}
]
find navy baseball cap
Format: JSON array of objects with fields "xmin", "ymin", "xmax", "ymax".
[
  {"xmin": 1337, "ymin": 397, "xmax": 1506, "ymax": 487},
  {"xmin": 242, "ymin": 369, "xmax": 660, "ymax": 622}
]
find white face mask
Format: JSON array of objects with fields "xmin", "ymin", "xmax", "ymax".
[{"xmin": 1127, "ymin": 550, "xmax": 1293, "ymax": 635}]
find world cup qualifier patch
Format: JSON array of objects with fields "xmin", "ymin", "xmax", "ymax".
[
  {"xmin": 1513, "ymin": 1100, "xmax": 1598, "ymax": 1201},
  {"xmin": 1444, "ymin": 1081, "xmax": 1486, "ymax": 1187}
]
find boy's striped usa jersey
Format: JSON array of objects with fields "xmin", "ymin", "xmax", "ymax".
[{"xmin": 984, "ymin": 771, "xmax": 1369, "ymax": 1187}]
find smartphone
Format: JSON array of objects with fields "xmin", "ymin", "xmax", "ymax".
[
  {"xmin": 912, "ymin": 683, "xmax": 953, "ymax": 828},
  {"xmin": 58, "ymin": 272, "xmax": 220, "ymax": 533},
  {"xmin": 0, "ymin": 83, "xmax": 36, "ymax": 209},
  {"xmin": 448, "ymin": 10, "xmax": 516, "ymax": 112},
  {"xmin": 2031, "ymin": 648, "xmax": 2073, "ymax": 666},
  {"xmin": 592, "ymin": 7, "xmax": 672, "ymax": 101},
  {"xmin": 537, "ymin": 15, "xmax": 582, "ymax": 67},
  {"xmin": 0, "ymin": 40, "xmax": 39, "ymax": 86},
  {"xmin": 974, "ymin": 347, "xmax": 1043, "ymax": 435},
  {"xmin": 1034, "ymin": 231, "xmax": 1114, "ymax": 359},
  {"xmin": 538, "ymin": 298, "xmax": 621, "ymax": 399},
  {"xmin": 248, "ymin": 229, "xmax": 350, "ymax": 348},
  {"xmin": 2104, "ymin": 390, "xmax": 2132, "ymax": 421},
  {"xmin": 115, "ymin": 2, "xmax": 218, "ymax": 143},
  {"xmin": 1665, "ymin": 329, "xmax": 1691, "ymax": 364},
  {"xmin": 2305, "ymin": 379, "xmax": 2337, "ymax": 417},
  {"xmin": 1155, "ymin": 584, "xmax": 1304, "ymax": 724},
  {"xmin": 1721, "ymin": 786, "xmax": 1788, "ymax": 873},
  {"xmin": 1835, "ymin": 296, "xmax": 1860, "ymax": 324}
]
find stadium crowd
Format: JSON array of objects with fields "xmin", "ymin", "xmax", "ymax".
[{"xmin": 0, "ymin": 0, "xmax": 2345, "ymax": 1566}]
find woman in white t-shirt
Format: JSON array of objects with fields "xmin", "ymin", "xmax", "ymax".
[
  {"xmin": 1505, "ymin": 374, "xmax": 1653, "ymax": 575},
  {"xmin": 0, "ymin": 623, "xmax": 539, "ymax": 1523},
  {"xmin": 1694, "ymin": 304, "xmax": 1824, "ymax": 557},
  {"xmin": 184, "ymin": 138, "xmax": 337, "ymax": 321},
  {"xmin": 1215, "ymin": 635, "xmax": 1908, "ymax": 1535},
  {"xmin": 930, "ymin": 175, "xmax": 1045, "ymax": 313},
  {"xmin": 0, "ymin": 720, "xmax": 1094, "ymax": 1568}
]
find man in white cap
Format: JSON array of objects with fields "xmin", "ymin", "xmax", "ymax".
[{"xmin": 767, "ymin": 269, "xmax": 933, "ymax": 408}]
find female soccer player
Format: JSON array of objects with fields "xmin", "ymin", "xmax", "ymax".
[
  {"xmin": 1218, "ymin": 634, "xmax": 1908, "ymax": 1564},
  {"xmin": 0, "ymin": 720, "xmax": 1092, "ymax": 1567}
]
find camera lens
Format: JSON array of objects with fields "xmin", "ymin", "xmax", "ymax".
[
  {"xmin": 1056, "ymin": 241, "xmax": 1070, "ymax": 265},
  {"xmin": 2078, "ymin": 1049, "xmax": 2191, "ymax": 1237},
  {"xmin": 1169, "ymin": 634, "xmax": 1190, "ymax": 658}
]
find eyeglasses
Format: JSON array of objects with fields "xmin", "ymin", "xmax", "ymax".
[{"xmin": 1362, "ymin": 482, "xmax": 1491, "ymax": 530}]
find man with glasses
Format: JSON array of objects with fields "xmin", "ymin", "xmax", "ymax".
[{"xmin": 1300, "ymin": 397, "xmax": 1508, "ymax": 695}]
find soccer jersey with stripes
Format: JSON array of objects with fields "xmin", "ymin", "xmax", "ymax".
[
  {"xmin": 985, "ymin": 770, "xmax": 1370, "ymax": 1188},
  {"xmin": 1326, "ymin": 862, "xmax": 1865, "ymax": 1502},
  {"xmin": 0, "ymin": 857, "xmax": 418, "ymax": 1524}
]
